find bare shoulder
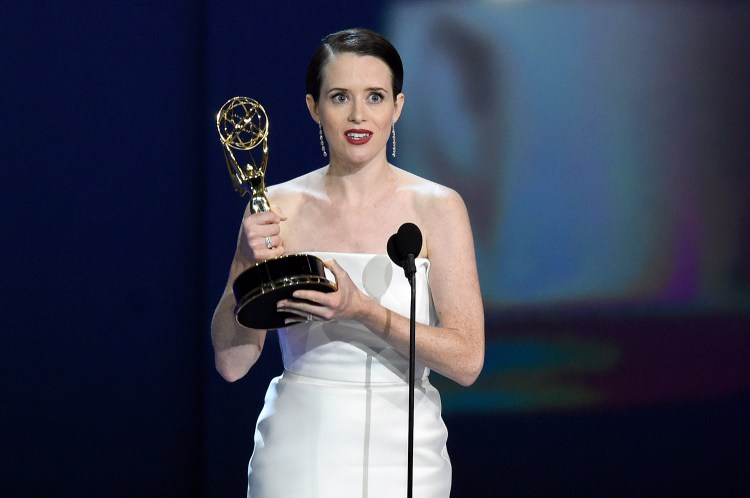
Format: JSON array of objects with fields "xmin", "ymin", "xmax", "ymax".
[
  {"xmin": 266, "ymin": 167, "xmax": 325, "ymax": 197},
  {"xmin": 265, "ymin": 167, "xmax": 326, "ymax": 213},
  {"xmin": 392, "ymin": 167, "xmax": 472, "ymax": 258},
  {"xmin": 393, "ymin": 167, "xmax": 467, "ymax": 218}
]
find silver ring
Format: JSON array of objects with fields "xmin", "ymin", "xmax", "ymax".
[
  {"xmin": 307, "ymin": 314, "xmax": 314, "ymax": 321},
  {"xmin": 264, "ymin": 236, "xmax": 273, "ymax": 250}
]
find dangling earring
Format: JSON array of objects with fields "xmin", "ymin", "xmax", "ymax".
[
  {"xmin": 391, "ymin": 121, "xmax": 396, "ymax": 158},
  {"xmin": 318, "ymin": 121, "xmax": 328, "ymax": 158}
]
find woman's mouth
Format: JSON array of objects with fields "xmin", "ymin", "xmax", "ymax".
[{"xmin": 345, "ymin": 129, "xmax": 373, "ymax": 145}]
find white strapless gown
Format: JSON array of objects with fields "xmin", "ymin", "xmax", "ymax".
[{"xmin": 247, "ymin": 252, "xmax": 451, "ymax": 497}]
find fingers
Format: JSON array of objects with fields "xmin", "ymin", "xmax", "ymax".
[
  {"xmin": 245, "ymin": 210, "xmax": 286, "ymax": 224},
  {"xmin": 278, "ymin": 258, "xmax": 356, "ymax": 322},
  {"xmin": 239, "ymin": 210, "xmax": 286, "ymax": 262},
  {"xmin": 242, "ymin": 211, "xmax": 284, "ymax": 238},
  {"xmin": 322, "ymin": 259, "xmax": 344, "ymax": 283},
  {"xmin": 277, "ymin": 298, "xmax": 330, "ymax": 322},
  {"xmin": 322, "ymin": 258, "xmax": 337, "ymax": 270}
]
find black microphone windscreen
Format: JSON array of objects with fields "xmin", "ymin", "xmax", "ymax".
[
  {"xmin": 396, "ymin": 222, "xmax": 423, "ymax": 257},
  {"xmin": 387, "ymin": 233, "xmax": 401, "ymax": 266}
]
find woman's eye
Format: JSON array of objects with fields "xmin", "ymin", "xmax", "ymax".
[
  {"xmin": 368, "ymin": 92, "xmax": 384, "ymax": 103},
  {"xmin": 332, "ymin": 93, "xmax": 349, "ymax": 103}
]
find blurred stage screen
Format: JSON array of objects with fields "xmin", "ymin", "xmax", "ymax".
[{"xmin": 386, "ymin": 1, "xmax": 750, "ymax": 413}]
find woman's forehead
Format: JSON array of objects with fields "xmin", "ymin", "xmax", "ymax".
[{"xmin": 321, "ymin": 53, "xmax": 392, "ymax": 91}]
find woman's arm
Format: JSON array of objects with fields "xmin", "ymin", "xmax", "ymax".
[
  {"xmin": 210, "ymin": 205, "xmax": 287, "ymax": 382},
  {"xmin": 367, "ymin": 188, "xmax": 484, "ymax": 385},
  {"xmin": 210, "ymin": 268, "xmax": 266, "ymax": 383}
]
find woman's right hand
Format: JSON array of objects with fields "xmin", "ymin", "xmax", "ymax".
[{"xmin": 238, "ymin": 209, "xmax": 287, "ymax": 266}]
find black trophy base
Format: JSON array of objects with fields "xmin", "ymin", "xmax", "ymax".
[{"xmin": 233, "ymin": 253, "xmax": 337, "ymax": 330}]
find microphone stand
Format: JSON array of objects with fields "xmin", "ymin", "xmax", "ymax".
[
  {"xmin": 387, "ymin": 223, "xmax": 422, "ymax": 498},
  {"xmin": 404, "ymin": 254, "xmax": 417, "ymax": 498}
]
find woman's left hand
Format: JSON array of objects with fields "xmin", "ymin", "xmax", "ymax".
[{"xmin": 277, "ymin": 259, "xmax": 367, "ymax": 324}]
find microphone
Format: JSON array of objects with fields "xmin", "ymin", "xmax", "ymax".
[
  {"xmin": 386, "ymin": 222, "xmax": 423, "ymax": 498},
  {"xmin": 387, "ymin": 222, "xmax": 423, "ymax": 278}
]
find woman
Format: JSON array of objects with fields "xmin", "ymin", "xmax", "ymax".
[{"xmin": 211, "ymin": 28, "xmax": 484, "ymax": 497}]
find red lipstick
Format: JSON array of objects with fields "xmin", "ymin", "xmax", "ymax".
[{"xmin": 344, "ymin": 129, "xmax": 373, "ymax": 145}]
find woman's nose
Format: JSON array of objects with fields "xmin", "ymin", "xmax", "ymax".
[{"xmin": 348, "ymin": 100, "xmax": 364, "ymax": 123}]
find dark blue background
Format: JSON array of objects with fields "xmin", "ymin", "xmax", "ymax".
[{"xmin": 3, "ymin": 2, "xmax": 749, "ymax": 497}]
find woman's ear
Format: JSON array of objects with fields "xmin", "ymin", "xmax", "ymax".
[
  {"xmin": 306, "ymin": 94, "xmax": 320, "ymax": 122},
  {"xmin": 392, "ymin": 92, "xmax": 405, "ymax": 124}
]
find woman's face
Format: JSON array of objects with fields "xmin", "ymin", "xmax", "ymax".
[{"xmin": 307, "ymin": 53, "xmax": 404, "ymax": 166}]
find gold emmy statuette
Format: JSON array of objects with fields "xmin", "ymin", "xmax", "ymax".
[{"xmin": 217, "ymin": 96, "xmax": 336, "ymax": 329}]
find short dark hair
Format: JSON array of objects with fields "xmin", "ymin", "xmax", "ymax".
[{"xmin": 305, "ymin": 28, "xmax": 404, "ymax": 102}]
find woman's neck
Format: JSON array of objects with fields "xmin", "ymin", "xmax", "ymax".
[{"xmin": 323, "ymin": 157, "xmax": 395, "ymax": 202}]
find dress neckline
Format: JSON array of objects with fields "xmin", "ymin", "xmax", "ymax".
[{"xmin": 303, "ymin": 250, "xmax": 429, "ymax": 262}]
